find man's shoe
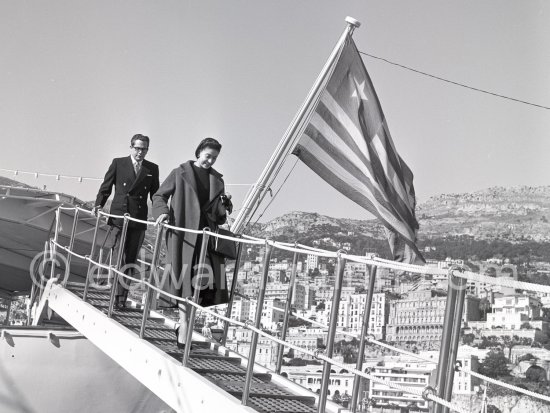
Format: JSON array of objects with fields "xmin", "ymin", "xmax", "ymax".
[{"xmin": 114, "ymin": 296, "xmax": 126, "ymax": 309}]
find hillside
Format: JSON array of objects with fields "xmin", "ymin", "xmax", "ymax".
[
  {"xmin": 2, "ymin": 176, "xmax": 549, "ymax": 260},
  {"xmin": 0, "ymin": 176, "xmax": 35, "ymax": 188},
  {"xmin": 417, "ymin": 186, "xmax": 550, "ymax": 242},
  {"xmin": 246, "ymin": 186, "xmax": 550, "ymax": 261}
]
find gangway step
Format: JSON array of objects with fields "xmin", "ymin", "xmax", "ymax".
[
  {"xmin": 247, "ymin": 397, "xmax": 317, "ymax": 413},
  {"xmin": 210, "ymin": 381, "xmax": 316, "ymax": 406},
  {"xmin": 99, "ymin": 306, "xmax": 165, "ymax": 321},
  {"xmin": 64, "ymin": 283, "xmax": 321, "ymax": 413},
  {"xmin": 107, "ymin": 315, "xmax": 166, "ymax": 327},
  {"xmin": 147, "ymin": 340, "xmax": 242, "ymax": 363}
]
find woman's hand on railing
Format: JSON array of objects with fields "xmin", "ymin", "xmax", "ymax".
[{"xmin": 155, "ymin": 213, "xmax": 169, "ymax": 226}]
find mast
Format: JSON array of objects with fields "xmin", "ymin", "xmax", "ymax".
[{"xmin": 231, "ymin": 16, "xmax": 361, "ymax": 234}]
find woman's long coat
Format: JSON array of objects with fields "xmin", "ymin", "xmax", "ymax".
[{"xmin": 152, "ymin": 160, "xmax": 228, "ymax": 306}]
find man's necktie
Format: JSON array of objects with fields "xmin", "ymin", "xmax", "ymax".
[{"xmin": 134, "ymin": 163, "xmax": 141, "ymax": 177}]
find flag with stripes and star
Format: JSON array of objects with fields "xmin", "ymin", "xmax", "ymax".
[{"xmin": 292, "ymin": 36, "xmax": 425, "ymax": 264}]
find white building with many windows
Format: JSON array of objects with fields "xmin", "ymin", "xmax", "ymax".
[
  {"xmin": 318, "ymin": 293, "xmax": 390, "ymax": 339},
  {"xmin": 306, "ymin": 254, "xmax": 318, "ymax": 272},
  {"xmin": 368, "ymin": 359, "xmax": 435, "ymax": 412},
  {"xmin": 281, "ymin": 365, "xmax": 356, "ymax": 401},
  {"xmin": 487, "ymin": 294, "xmax": 542, "ymax": 329},
  {"xmin": 249, "ymin": 298, "xmax": 285, "ymax": 330}
]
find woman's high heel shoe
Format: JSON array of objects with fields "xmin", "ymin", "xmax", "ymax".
[{"xmin": 174, "ymin": 326, "xmax": 186, "ymax": 350}]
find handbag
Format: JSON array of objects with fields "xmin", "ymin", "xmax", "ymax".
[{"xmin": 210, "ymin": 227, "xmax": 238, "ymax": 260}]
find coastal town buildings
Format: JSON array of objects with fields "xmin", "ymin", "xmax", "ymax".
[
  {"xmin": 368, "ymin": 358, "xmax": 435, "ymax": 412},
  {"xmin": 319, "ymin": 293, "xmax": 392, "ymax": 340}
]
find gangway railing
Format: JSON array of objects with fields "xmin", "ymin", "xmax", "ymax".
[
  {"xmin": 35, "ymin": 204, "xmax": 550, "ymax": 413},
  {"xmin": 234, "ymin": 276, "xmax": 550, "ymax": 408}
]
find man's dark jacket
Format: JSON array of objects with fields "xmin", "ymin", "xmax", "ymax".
[{"xmin": 95, "ymin": 156, "xmax": 160, "ymax": 229}]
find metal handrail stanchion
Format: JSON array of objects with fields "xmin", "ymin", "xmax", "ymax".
[
  {"xmin": 97, "ymin": 248, "xmax": 104, "ymax": 286},
  {"xmin": 62, "ymin": 208, "xmax": 79, "ymax": 287},
  {"xmin": 221, "ymin": 242, "xmax": 243, "ymax": 346},
  {"xmin": 107, "ymin": 215, "xmax": 130, "ymax": 318},
  {"xmin": 182, "ymin": 228, "xmax": 211, "ymax": 366},
  {"xmin": 242, "ymin": 242, "xmax": 273, "ymax": 406},
  {"xmin": 107, "ymin": 248, "xmax": 113, "ymax": 285},
  {"xmin": 317, "ymin": 251, "xmax": 346, "ymax": 413},
  {"xmin": 275, "ymin": 249, "xmax": 299, "ymax": 374},
  {"xmin": 83, "ymin": 212, "xmax": 102, "ymax": 301},
  {"xmin": 37, "ymin": 241, "xmax": 49, "ymax": 305},
  {"xmin": 49, "ymin": 209, "xmax": 61, "ymax": 281},
  {"xmin": 28, "ymin": 241, "xmax": 48, "ymax": 321},
  {"xmin": 433, "ymin": 269, "xmax": 459, "ymax": 413},
  {"xmin": 351, "ymin": 265, "xmax": 377, "ymax": 412},
  {"xmin": 139, "ymin": 224, "xmax": 164, "ymax": 339},
  {"xmin": 442, "ymin": 274, "xmax": 467, "ymax": 413}
]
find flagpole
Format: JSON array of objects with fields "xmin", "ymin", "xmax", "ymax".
[{"xmin": 231, "ymin": 16, "xmax": 361, "ymax": 234}]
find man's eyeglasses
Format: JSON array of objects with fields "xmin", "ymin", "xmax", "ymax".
[{"xmin": 132, "ymin": 146, "xmax": 149, "ymax": 152}]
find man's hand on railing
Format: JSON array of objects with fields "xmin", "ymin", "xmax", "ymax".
[
  {"xmin": 92, "ymin": 206, "xmax": 102, "ymax": 217},
  {"xmin": 155, "ymin": 213, "xmax": 169, "ymax": 226}
]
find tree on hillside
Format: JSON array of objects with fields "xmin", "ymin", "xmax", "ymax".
[
  {"xmin": 478, "ymin": 336, "xmax": 499, "ymax": 349},
  {"xmin": 525, "ymin": 364, "xmax": 547, "ymax": 383},
  {"xmin": 502, "ymin": 335, "xmax": 522, "ymax": 359},
  {"xmin": 462, "ymin": 333, "xmax": 475, "ymax": 345},
  {"xmin": 517, "ymin": 353, "xmax": 537, "ymax": 364},
  {"xmin": 341, "ymin": 344, "xmax": 357, "ymax": 364},
  {"xmin": 541, "ymin": 308, "xmax": 550, "ymax": 322},
  {"xmin": 479, "ymin": 350, "xmax": 510, "ymax": 378}
]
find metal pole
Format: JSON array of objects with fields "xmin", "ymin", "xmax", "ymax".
[
  {"xmin": 351, "ymin": 265, "xmax": 378, "ymax": 412},
  {"xmin": 83, "ymin": 212, "xmax": 102, "ymax": 301},
  {"xmin": 221, "ymin": 242, "xmax": 244, "ymax": 346},
  {"xmin": 433, "ymin": 272, "xmax": 459, "ymax": 413},
  {"xmin": 231, "ymin": 16, "xmax": 361, "ymax": 234},
  {"xmin": 49, "ymin": 208, "xmax": 61, "ymax": 281},
  {"xmin": 317, "ymin": 252, "xmax": 346, "ymax": 413},
  {"xmin": 37, "ymin": 241, "xmax": 49, "ymax": 306},
  {"xmin": 442, "ymin": 275, "xmax": 467, "ymax": 412},
  {"xmin": 108, "ymin": 215, "xmax": 129, "ymax": 318},
  {"xmin": 62, "ymin": 209, "xmax": 79, "ymax": 287},
  {"xmin": 97, "ymin": 248, "xmax": 104, "ymax": 285},
  {"xmin": 107, "ymin": 248, "xmax": 113, "ymax": 284},
  {"xmin": 139, "ymin": 224, "xmax": 164, "ymax": 339},
  {"xmin": 28, "ymin": 241, "xmax": 47, "ymax": 322},
  {"xmin": 275, "ymin": 250, "xmax": 299, "ymax": 374},
  {"xmin": 182, "ymin": 229, "xmax": 211, "ymax": 366},
  {"xmin": 242, "ymin": 242, "xmax": 274, "ymax": 405}
]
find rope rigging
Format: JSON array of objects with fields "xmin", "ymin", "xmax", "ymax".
[{"xmin": 359, "ymin": 51, "xmax": 550, "ymax": 110}]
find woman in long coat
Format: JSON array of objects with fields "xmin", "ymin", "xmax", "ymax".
[{"xmin": 153, "ymin": 138, "xmax": 230, "ymax": 347}]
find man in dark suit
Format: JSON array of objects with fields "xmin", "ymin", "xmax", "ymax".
[{"xmin": 93, "ymin": 134, "xmax": 160, "ymax": 308}]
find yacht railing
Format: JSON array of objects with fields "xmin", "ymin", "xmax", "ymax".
[{"xmin": 38, "ymin": 205, "xmax": 550, "ymax": 413}]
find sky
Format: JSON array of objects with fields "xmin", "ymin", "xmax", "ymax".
[{"xmin": 1, "ymin": 1, "xmax": 549, "ymax": 222}]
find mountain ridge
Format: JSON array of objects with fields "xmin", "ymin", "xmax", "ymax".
[{"xmin": 247, "ymin": 185, "xmax": 550, "ymax": 244}]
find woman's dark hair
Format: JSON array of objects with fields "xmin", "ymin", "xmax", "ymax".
[{"xmin": 195, "ymin": 137, "xmax": 222, "ymax": 158}]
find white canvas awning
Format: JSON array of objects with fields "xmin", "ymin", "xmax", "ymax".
[{"xmin": 0, "ymin": 186, "xmax": 112, "ymax": 295}]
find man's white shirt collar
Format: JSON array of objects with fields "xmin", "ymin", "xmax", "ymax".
[{"xmin": 130, "ymin": 155, "xmax": 142, "ymax": 167}]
